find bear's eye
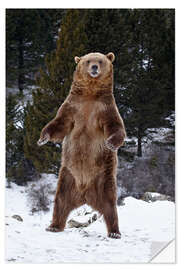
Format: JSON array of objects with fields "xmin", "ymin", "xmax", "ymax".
[
  {"xmin": 99, "ymin": 60, "xmax": 102, "ymax": 64},
  {"xmin": 87, "ymin": 60, "xmax": 90, "ymax": 64}
]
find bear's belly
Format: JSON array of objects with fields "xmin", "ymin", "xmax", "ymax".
[{"xmin": 61, "ymin": 131, "xmax": 106, "ymax": 190}]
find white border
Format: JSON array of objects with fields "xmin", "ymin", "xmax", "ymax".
[
  {"xmin": 1, "ymin": 2, "xmax": 179, "ymax": 269},
  {"xmin": 0, "ymin": 5, "xmax": 6, "ymax": 267},
  {"xmin": 0, "ymin": 0, "xmax": 178, "ymax": 9}
]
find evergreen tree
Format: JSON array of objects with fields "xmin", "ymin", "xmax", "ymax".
[
  {"xmin": 151, "ymin": 9, "xmax": 175, "ymax": 111},
  {"xmin": 6, "ymin": 9, "xmax": 64, "ymax": 93},
  {"xmin": 119, "ymin": 9, "xmax": 175, "ymax": 156},
  {"xmin": 6, "ymin": 94, "xmax": 36, "ymax": 185},
  {"xmin": 6, "ymin": 9, "xmax": 65, "ymax": 184},
  {"xmin": 6, "ymin": 94, "xmax": 23, "ymax": 172},
  {"xmin": 24, "ymin": 9, "xmax": 88, "ymax": 175},
  {"xmin": 85, "ymin": 9, "xmax": 132, "ymax": 90}
]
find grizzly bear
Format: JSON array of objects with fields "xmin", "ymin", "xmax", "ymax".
[{"xmin": 37, "ymin": 52, "xmax": 126, "ymax": 239}]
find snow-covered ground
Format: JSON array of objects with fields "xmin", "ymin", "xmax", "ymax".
[{"xmin": 5, "ymin": 175, "xmax": 175, "ymax": 263}]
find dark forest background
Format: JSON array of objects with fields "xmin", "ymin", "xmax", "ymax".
[{"xmin": 6, "ymin": 9, "xmax": 175, "ymax": 200}]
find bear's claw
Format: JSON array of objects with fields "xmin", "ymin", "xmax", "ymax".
[
  {"xmin": 37, "ymin": 137, "xmax": 49, "ymax": 146},
  {"xmin": 105, "ymin": 140, "xmax": 118, "ymax": 152},
  {"xmin": 108, "ymin": 232, "xmax": 121, "ymax": 239},
  {"xmin": 46, "ymin": 226, "xmax": 61, "ymax": 232}
]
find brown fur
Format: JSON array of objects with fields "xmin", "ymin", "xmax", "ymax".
[{"xmin": 38, "ymin": 52, "xmax": 126, "ymax": 238}]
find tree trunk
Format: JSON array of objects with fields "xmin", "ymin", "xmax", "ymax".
[
  {"xmin": 18, "ymin": 37, "xmax": 24, "ymax": 93},
  {"xmin": 137, "ymin": 127, "xmax": 142, "ymax": 157}
]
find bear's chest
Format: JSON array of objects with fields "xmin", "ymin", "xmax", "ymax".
[{"xmin": 73, "ymin": 101, "xmax": 102, "ymax": 134}]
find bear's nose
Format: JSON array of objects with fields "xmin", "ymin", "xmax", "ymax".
[{"xmin": 92, "ymin": 65, "xmax": 98, "ymax": 71}]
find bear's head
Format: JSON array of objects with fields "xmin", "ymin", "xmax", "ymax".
[{"xmin": 74, "ymin": 52, "xmax": 115, "ymax": 82}]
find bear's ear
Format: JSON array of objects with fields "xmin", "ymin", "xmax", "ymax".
[
  {"xmin": 74, "ymin": 56, "xmax": 81, "ymax": 64},
  {"xmin": 106, "ymin": 52, "xmax": 115, "ymax": 63}
]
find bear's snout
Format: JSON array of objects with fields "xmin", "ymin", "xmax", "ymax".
[{"xmin": 89, "ymin": 64, "xmax": 100, "ymax": 78}]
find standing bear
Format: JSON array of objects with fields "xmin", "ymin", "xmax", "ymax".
[{"xmin": 37, "ymin": 52, "xmax": 126, "ymax": 239}]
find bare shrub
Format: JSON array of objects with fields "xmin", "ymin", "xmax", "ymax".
[{"xmin": 27, "ymin": 182, "xmax": 51, "ymax": 213}]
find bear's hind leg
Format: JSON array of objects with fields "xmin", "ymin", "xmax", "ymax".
[
  {"xmin": 85, "ymin": 175, "xmax": 121, "ymax": 239},
  {"xmin": 102, "ymin": 178, "xmax": 121, "ymax": 239},
  {"xmin": 103, "ymin": 201, "xmax": 121, "ymax": 239},
  {"xmin": 46, "ymin": 167, "xmax": 84, "ymax": 232}
]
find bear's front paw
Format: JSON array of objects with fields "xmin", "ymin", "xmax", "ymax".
[
  {"xmin": 105, "ymin": 135, "xmax": 118, "ymax": 152},
  {"xmin": 37, "ymin": 133, "xmax": 50, "ymax": 146},
  {"xmin": 105, "ymin": 140, "xmax": 118, "ymax": 152}
]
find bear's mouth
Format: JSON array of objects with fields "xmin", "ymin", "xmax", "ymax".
[{"xmin": 90, "ymin": 71, "xmax": 99, "ymax": 78}]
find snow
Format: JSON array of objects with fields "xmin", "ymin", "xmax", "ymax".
[
  {"xmin": 149, "ymin": 192, "xmax": 161, "ymax": 197},
  {"xmin": 5, "ymin": 175, "xmax": 175, "ymax": 263},
  {"xmin": 165, "ymin": 112, "xmax": 175, "ymax": 127},
  {"xmin": 146, "ymin": 127, "xmax": 173, "ymax": 141},
  {"xmin": 125, "ymin": 136, "xmax": 138, "ymax": 145}
]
